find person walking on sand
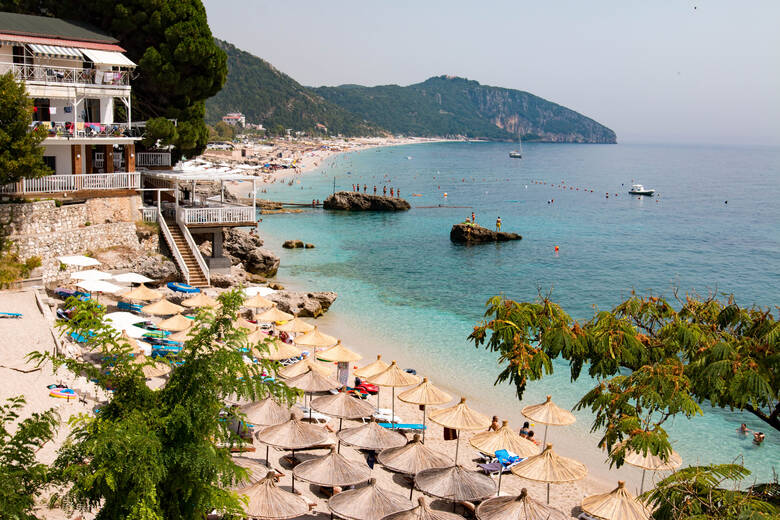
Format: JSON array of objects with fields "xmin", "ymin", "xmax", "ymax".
[{"xmin": 496, "ymin": 216, "xmax": 502, "ymax": 231}]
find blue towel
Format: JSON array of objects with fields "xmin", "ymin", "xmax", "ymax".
[
  {"xmin": 378, "ymin": 423, "xmax": 426, "ymax": 430},
  {"xmin": 495, "ymin": 449, "xmax": 521, "ymax": 466}
]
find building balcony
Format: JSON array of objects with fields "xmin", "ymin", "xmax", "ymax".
[
  {"xmin": 1, "ymin": 172, "xmax": 140, "ymax": 195},
  {"xmin": 1, "ymin": 61, "xmax": 130, "ymax": 88},
  {"xmin": 34, "ymin": 121, "xmax": 140, "ymax": 140}
]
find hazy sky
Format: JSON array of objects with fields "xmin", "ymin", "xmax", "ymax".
[{"xmin": 203, "ymin": 1, "xmax": 780, "ymax": 145}]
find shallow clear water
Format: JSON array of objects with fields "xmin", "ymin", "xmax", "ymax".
[{"xmin": 256, "ymin": 141, "xmax": 779, "ymax": 486}]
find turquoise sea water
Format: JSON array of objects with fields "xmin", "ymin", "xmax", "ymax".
[{"xmin": 255, "ymin": 141, "xmax": 779, "ymax": 487}]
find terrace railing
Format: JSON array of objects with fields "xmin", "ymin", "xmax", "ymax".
[
  {"xmin": 0, "ymin": 62, "xmax": 130, "ymax": 87},
  {"xmin": 140, "ymin": 207, "xmax": 158, "ymax": 222},
  {"xmin": 137, "ymin": 152, "xmax": 172, "ymax": 167},
  {"xmin": 178, "ymin": 205, "xmax": 256, "ymax": 226},
  {"xmin": 1, "ymin": 173, "xmax": 140, "ymax": 194}
]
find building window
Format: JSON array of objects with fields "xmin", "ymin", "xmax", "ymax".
[
  {"xmin": 43, "ymin": 156, "xmax": 56, "ymax": 171},
  {"xmin": 84, "ymin": 98, "xmax": 100, "ymax": 123},
  {"xmin": 33, "ymin": 99, "xmax": 51, "ymax": 122}
]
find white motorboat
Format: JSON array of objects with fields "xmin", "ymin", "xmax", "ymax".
[
  {"xmin": 628, "ymin": 184, "xmax": 655, "ymax": 196},
  {"xmin": 509, "ymin": 151, "xmax": 522, "ymax": 158}
]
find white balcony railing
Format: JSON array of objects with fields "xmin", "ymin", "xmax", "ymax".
[
  {"xmin": 140, "ymin": 207, "xmax": 158, "ymax": 222},
  {"xmin": 93, "ymin": 152, "xmax": 124, "ymax": 171},
  {"xmin": 178, "ymin": 205, "xmax": 256, "ymax": 225},
  {"xmin": 137, "ymin": 152, "xmax": 172, "ymax": 167},
  {"xmin": 2, "ymin": 173, "xmax": 140, "ymax": 194},
  {"xmin": 36, "ymin": 121, "xmax": 134, "ymax": 139},
  {"xmin": 1, "ymin": 62, "xmax": 130, "ymax": 87}
]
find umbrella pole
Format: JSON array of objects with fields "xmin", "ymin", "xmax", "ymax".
[
  {"xmin": 409, "ymin": 481, "xmax": 414, "ymax": 499},
  {"xmin": 497, "ymin": 468, "xmax": 503, "ymax": 495},
  {"xmin": 640, "ymin": 469, "xmax": 646, "ymax": 494},
  {"xmin": 542, "ymin": 424, "xmax": 549, "ymax": 451},
  {"xmin": 265, "ymin": 445, "xmax": 269, "ymax": 465},
  {"xmin": 337, "ymin": 418, "xmax": 343, "ymax": 454},
  {"xmin": 291, "ymin": 449, "xmax": 296, "ymax": 492},
  {"xmin": 454, "ymin": 432, "xmax": 460, "ymax": 465},
  {"xmin": 392, "ymin": 387, "xmax": 396, "ymax": 429},
  {"xmin": 546, "ymin": 482, "xmax": 550, "ymax": 504},
  {"xmin": 422, "ymin": 405, "xmax": 427, "ymax": 443}
]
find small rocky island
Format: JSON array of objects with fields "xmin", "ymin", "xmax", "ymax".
[
  {"xmin": 323, "ymin": 191, "xmax": 411, "ymax": 211},
  {"xmin": 450, "ymin": 222, "xmax": 522, "ymax": 244}
]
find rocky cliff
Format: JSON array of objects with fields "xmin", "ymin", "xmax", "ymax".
[
  {"xmin": 323, "ymin": 192, "xmax": 411, "ymax": 211},
  {"xmin": 450, "ymin": 223, "xmax": 522, "ymax": 244}
]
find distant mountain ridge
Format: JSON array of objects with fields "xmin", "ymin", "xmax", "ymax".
[
  {"xmin": 206, "ymin": 40, "xmax": 616, "ymax": 143},
  {"xmin": 313, "ymin": 76, "xmax": 616, "ymax": 143}
]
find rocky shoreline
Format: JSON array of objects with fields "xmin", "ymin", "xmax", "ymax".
[
  {"xmin": 323, "ymin": 191, "xmax": 411, "ymax": 211},
  {"xmin": 450, "ymin": 222, "xmax": 522, "ymax": 243}
]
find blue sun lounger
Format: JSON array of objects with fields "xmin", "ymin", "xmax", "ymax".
[
  {"xmin": 0, "ymin": 312, "xmax": 22, "ymax": 318},
  {"xmin": 118, "ymin": 301, "xmax": 143, "ymax": 313},
  {"xmin": 378, "ymin": 423, "xmax": 426, "ymax": 431}
]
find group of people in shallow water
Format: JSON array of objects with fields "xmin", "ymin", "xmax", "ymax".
[
  {"xmin": 352, "ymin": 184, "xmax": 401, "ymax": 198},
  {"xmin": 739, "ymin": 423, "xmax": 766, "ymax": 445},
  {"xmin": 488, "ymin": 416, "xmax": 539, "ymax": 445}
]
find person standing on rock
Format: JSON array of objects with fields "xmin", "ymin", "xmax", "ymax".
[
  {"xmin": 383, "ymin": 186, "xmax": 387, "ymax": 196},
  {"xmin": 390, "ymin": 187, "xmax": 394, "ymax": 197},
  {"xmin": 471, "ymin": 212, "xmax": 476, "ymax": 223},
  {"xmin": 373, "ymin": 186, "xmax": 377, "ymax": 194},
  {"xmin": 396, "ymin": 188, "xmax": 400, "ymax": 198},
  {"xmin": 496, "ymin": 216, "xmax": 502, "ymax": 231},
  {"xmin": 363, "ymin": 184, "xmax": 367, "ymax": 192}
]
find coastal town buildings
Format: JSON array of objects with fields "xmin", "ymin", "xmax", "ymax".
[{"xmin": 222, "ymin": 112, "xmax": 246, "ymax": 126}]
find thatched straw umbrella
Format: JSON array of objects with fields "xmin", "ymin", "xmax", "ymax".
[
  {"xmin": 279, "ymin": 354, "xmax": 334, "ymax": 379},
  {"xmin": 398, "ymin": 377, "xmax": 452, "ymax": 443},
  {"xmin": 581, "ymin": 481, "xmax": 651, "ymax": 520},
  {"xmin": 378, "ymin": 434, "xmax": 452, "ymax": 499},
  {"xmin": 354, "ymin": 354, "xmax": 389, "ymax": 379},
  {"xmin": 250, "ymin": 335, "xmax": 303, "ymax": 361},
  {"xmin": 311, "ymin": 389, "xmax": 376, "ymax": 436},
  {"xmin": 429, "ymin": 397, "xmax": 491, "ymax": 465},
  {"xmin": 293, "ymin": 446, "xmax": 371, "ymax": 489},
  {"xmin": 328, "ymin": 478, "xmax": 414, "ymax": 520},
  {"xmin": 255, "ymin": 413, "xmax": 333, "ymax": 492},
  {"xmin": 141, "ymin": 298, "xmax": 184, "ymax": 316},
  {"xmin": 612, "ymin": 442, "xmax": 682, "ymax": 493},
  {"xmin": 510, "ymin": 444, "xmax": 587, "ymax": 504},
  {"xmin": 242, "ymin": 398, "xmax": 300, "ymax": 463},
  {"xmin": 157, "ymin": 313, "xmax": 193, "ymax": 332},
  {"xmin": 181, "ymin": 292, "xmax": 218, "ymax": 308},
  {"xmin": 121, "ymin": 283, "xmax": 162, "ymax": 302},
  {"xmin": 240, "ymin": 470, "xmax": 309, "ymax": 519},
  {"xmin": 228, "ymin": 455, "xmax": 271, "ymax": 490},
  {"xmin": 256, "ymin": 304, "xmax": 295, "ymax": 324},
  {"xmin": 338, "ymin": 418, "xmax": 407, "ymax": 452},
  {"xmin": 475, "ymin": 488, "xmax": 570, "ymax": 520},
  {"xmin": 469, "ymin": 420, "xmax": 539, "ymax": 494},
  {"xmin": 167, "ymin": 327, "xmax": 195, "ymax": 343},
  {"xmin": 276, "ymin": 317, "xmax": 315, "ymax": 334},
  {"xmin": 368, "ymin": 361, "xmax": 420, "ymax": 429},
  {"xmin": 293, "ymin": 326, "xmax": 337, "ymax": 351},
  {"xmin": 521, "ymin": 395, "xmax": 576, "ymax": 448},
  {"xmin": 119, "ymin": 330, "xmax": 142, "ymax": 354},
  {"xmin": 415, "ymin": 465, "xmax": 496, "ymax": 503},
  {"xmin": 385, "ymin": 496, "xmax": 466, "ymax": 520},
  {"xmin": 286, "ymin": 368, "xmax": 340, "ymax": 422},
  {"xmin": 133, "ymin": 354, "xmax": 171, "ymax": 379},
  {"xmin": 244, "ymin": 293, "xmax": 274, "ymax": 312},
  {"xmin": 319, "ymin": 340, "xmax": 363, "ymax": 387},
  {"xmin": 234, "ymin": 316, "xmax": 258, "ymax": 331}
]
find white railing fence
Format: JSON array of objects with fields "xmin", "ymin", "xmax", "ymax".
[
  {"xmin": 137, "ymin": 152, "xmax": 172, "ymax": 167},
  {"xmin": 176, "ymin": 207, "xmax": 210, "ymax": 286},
  {"xmin": 140, "ymin": 207, "xmax": 158, "ymax": 222},
  {"xmin": 2, "ymin": 173, "xmax": 140, "ymax": 194},
  {"xmin": 179, "ymin": 206, "xmax": 255, "ymax": 225},
  {"xmin": 0, "ymin": 62, "xmax": 130, "ymax": 87},
  {"xmin": 158, "ymin": 211, "xmax": 190, "ymax": 285}
]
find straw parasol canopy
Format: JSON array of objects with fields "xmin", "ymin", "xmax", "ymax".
[
  {"xmin": 328, "ymin": 478, "xmax": 414, "ymax": 520},
  {"xmin": 168, "ymin": 327, "xmax": 194, "ymax": 343},
  {"xmin": 521, "ymin": 395, "xmax": 576, "ymax": 447},
  {"xmin": 133, "ymin": 354, "xmax": 171, "ymax": 379},
  {"xmin": 338, "ymin": 418, "xmax": 407, "ymax": 451},
  {"xmin": 354, "ymin": 354, "xmax": 390, "ymax": 379},
  {"xmin": 415, "ymin": 466, "xmax": 496, "ymax": 503},
  {"xmin": 377, "ymin": 434, "xmax": 452, "ymax": 476},
  {"xmin": 241, "ymin": 397, "xmax": 298, "ymax": 428},
  {"xmin": 286, "ymin": 368, "xmax": 341, "ymax": 394},
  {"xmin": 119, "ymin": 330, "xmax": 142, "ymax": 354},
  {"xmin": 228, "ymin": 456, "xmax": 271, "ymax": 490},
  {"xmin": 234, "ymin": 316, "xmax": 259, "ymax": 331},
  {"xmin": 613, "ymin": 442, "xmax": 682, "ymax": 493},
  {"xmin": 241, "ymin": 470, "xmax": 309, "ymax": 520},
  {"xmin": 293, "ymin": 447, "xmax": 371, "ymax": 488},
  {"xmin": 141, "ymin": 298, "xmax": 184, "ymax": 316},
  {"xmin": 279, "ymin": 355, "xmax": 334, "ymax": 379},
  {"xmin": 244, "ymin": 293, "xmax": 274, "ymax": 309},
  {"xmin": 510, "ymin": 444, "xmax": 587, "ymax": 503},
  {"xmin": 276, "ymin": 317, "xmax": 315, "ymax": 334},
  {"xmin": 255, "ymin": 413, "xmax": 332, "ymax": 451},
  {"xmin": 368, "ymin": 361, "xmax": 420, "ymax": 388},
  {"xmin": 311, "ymin": 390, "xmax": 376, "ymax": 421},
  {"xmin": 476, "ymin": 489, "xmax": 570, "ymax": 520},
  {"xmin": 581, "ymin": 481, "xmax": 651, "ymax": 520},
  {"xmin": 429, "ymin": 397, "xmax": 491, "ymax": 464},
  {"xmin": 181, "ymin": 292, "xmax": 218, "ymax": 308},
  {"xmin": 122, "ymin": 283, "xmax": 163, "ymax": 302},
  {"xmin": 398, "ymin": 377, "xmax": 452, "ymax": 442},
  {"xmin": 256, "ymin": 305, "xmax": 294, "ymax": 323},
  {"xmin": 318, "ymin": 340, "xmax": 363, "ymax": 363},
  {"xmin": 384, "ymin": 496, "xmax": 465, "ymax": 520},
  {"xmin": 470, "ymin": 421, "xmax": 539, "ymax": 458},
  {"xmin": 252, "ymin": 337, "xmax": 303, "ymax": 361},
  {"xmin": 157, "ymin": 313, "xmax": 193, "ymax": 332},
  {"xmin": 293, "ymin": 326, "xmax": 337, "ymax": 349}
]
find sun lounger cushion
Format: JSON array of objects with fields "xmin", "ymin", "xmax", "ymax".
[
  {"xmin": 0, "ymin": 312, "xmax": 22, "ymax": 318},
  {"xmin": 377, "ymin": 423, "xmax": 426, "ymax": 430},
  {"xmin": 477, "ymin": 462, "xmax": 505, "ymax": 475}
]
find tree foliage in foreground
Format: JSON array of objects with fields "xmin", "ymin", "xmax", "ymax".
[
  {"xmin": 0, "ymin": 396, "xmax": 58, "ymax": 520},
  {"xmin": 643, "ymin": 463, "xmax": 778, "ymax": 519},
  {"xmin": 469, "ymin": 293, "xmax": 779, "ymax": 467},
  {"xmin": 0, "ymin": 72, "xmax": 51, "ymax": 185},
  {"xmin": 31, "ymin": 290, "xmax": 298, "ymax": 519}
]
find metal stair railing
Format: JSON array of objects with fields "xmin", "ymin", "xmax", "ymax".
[
  {"xmin": 176, "ymin": 207, "xmax": 210, "ymax": 286},
  {"xmin": 158, "ymin": 210, "xmax": 190, "ymax": 284}
]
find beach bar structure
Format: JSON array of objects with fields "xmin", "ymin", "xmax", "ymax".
[
  {"xmin": 0, "ymin": 13, "xmax": 142, "ymax": 197},
  {"xmin": 140, "ymin": 167, "xmax": 259, "ymax": 288}
]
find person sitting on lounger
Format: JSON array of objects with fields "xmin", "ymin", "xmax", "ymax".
[
  {"xmin": 526, "ymin": 430, "xmax": 539, "ymax": 445},
  {"xmin": 519, "ymin": 421, "xmax": 530, "ymax": 437},
  {"xmin": 489, "ymin": 416, "xmax": 500, "ymax": 431}
]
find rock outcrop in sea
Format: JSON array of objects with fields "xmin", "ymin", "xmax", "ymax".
[
  {"xmin": 323, "ymin": 192, "xmax": 411, "ymax": 211},
  {"xmin": 267, "ymin": 291, "xmax": 338, "ymax": 318},
  {"xmin": 450, "ymin": 223, "xmax": 522, "ymax": 244},
  {"xmin": 283, "ymin": 240, "xmax": 315, "ymax": 249},
  {"xmin": 198, "ymin": 228, "xmax": 280, "ymax": 278}
]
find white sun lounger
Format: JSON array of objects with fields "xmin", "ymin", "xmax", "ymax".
[{"xmin": 298, "ymin": 406, "xmax": 331, "ymax": 425}]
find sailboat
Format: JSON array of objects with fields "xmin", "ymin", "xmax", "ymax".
[{"xmin": 509, "ymin": 136, "xmax": 523, "ymax": 158}]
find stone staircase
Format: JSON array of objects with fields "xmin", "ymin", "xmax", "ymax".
[{"xmin": 163, "ymin": 217, "xmax": 209, "ymax": 288}]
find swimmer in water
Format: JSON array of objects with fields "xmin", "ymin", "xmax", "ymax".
[{"xmin": 738, "ymin": 423, "xmax": 751, "ymax": 434}]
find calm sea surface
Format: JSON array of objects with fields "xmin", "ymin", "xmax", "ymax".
[{"xmin": 255, "ymin": 141, "xmax": 779, "ymax": 486}]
